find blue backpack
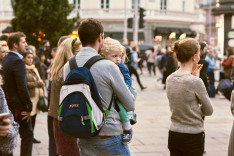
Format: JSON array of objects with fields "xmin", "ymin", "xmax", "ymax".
[{"xmin": 58, "ymin": 55, "xmax": 113, "ymax": 138}]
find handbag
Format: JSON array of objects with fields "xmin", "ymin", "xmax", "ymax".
[{"xmin": 37, "ymin": 96, "xmax": 48, "ymax": 112}]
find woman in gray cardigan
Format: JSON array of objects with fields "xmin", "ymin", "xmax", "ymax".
[
  {"xmin": 0, "ymin": 71, "xmax": 19, "ymax": 155},
  {"xmin": 166, "ymin": 38, "xmax": 213, "ymax": 156}
]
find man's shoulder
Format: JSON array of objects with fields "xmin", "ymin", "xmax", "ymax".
[{"xmin": 2, "ymin": 54, "xmax": 22, "ymax": 66}]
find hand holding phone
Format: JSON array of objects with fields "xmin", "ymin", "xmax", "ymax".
[
  {"xmin": 0, "ymin": 113, "xmax": 10, "ymax": 125},
  {"xmin": 0, "ymin": 113, "xmax": 11, "ymax": 137}
]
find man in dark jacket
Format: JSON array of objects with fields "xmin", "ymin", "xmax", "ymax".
[
  {"xmin": 198, "ymin": 42, "xmax": 209, "ymax": 92},
  {"xmin": 2, "ymin": 32, "xmax": 33, "ymax": 156}
]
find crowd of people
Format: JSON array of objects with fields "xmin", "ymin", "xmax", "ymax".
[{"xmin": 0, "ymin": 18, "xmax": 233, "ymax": 156}]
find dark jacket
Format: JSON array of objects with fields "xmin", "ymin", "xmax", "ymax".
[
  {"xmin": 198, "ymin": 59, "xmax": 209, "ymax": 92},
  {"xmin": 2, "ymin": 52, "xmax": 32, "ymax": 112}
]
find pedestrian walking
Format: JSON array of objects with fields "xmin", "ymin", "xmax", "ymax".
[
  {"xmin": 2, "ymin": 32, "xmax": 33, "ymax": 156},
  {"xmin": 63, "ymin": 18, "xmax": 135, "ymax": 156},
  {"xmin": 49, "ymin": 37, "xmax": 81, "ymax": 156},
  {"xmin": 23, "ymin": 51, "xmax": 44, "ymax": 144},
  {"xmin": 145, "ymin": 47, "xmax": 156, "ymax": 76},
  {"xmin": 166, "ymin": 38, "xmax": 213, "ymax": 156},
  {"xmin": 129, "ymin": 46, "xmax": 147, "ymax": 90}
]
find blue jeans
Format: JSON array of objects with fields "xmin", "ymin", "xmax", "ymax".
[{"xmin": 79, "ymin": 135, "xmax": 131, "ymax": 156}]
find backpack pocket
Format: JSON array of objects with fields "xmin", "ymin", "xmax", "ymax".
[{"xmin": 58, "ymin": 92, "xmax": 96, "ymax": 138}]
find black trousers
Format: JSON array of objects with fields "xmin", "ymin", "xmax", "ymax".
[
  {"xmin": 0, "ymin": 151, "xmax": 13, "ymax": 156},
  {"xmin": 168, "ymin": 131, "xmax": 204, "ymax": 156},
  {"xmin": 15, "ymin": 113, "xmax": 34, "ymax": 156},
  {"xmin": 129, "ymin": 66, "xmax": 144, "ymax": 89},
  {"xmin": 147, "ymin": 62, "xmax": 155, "ymax": 75}
]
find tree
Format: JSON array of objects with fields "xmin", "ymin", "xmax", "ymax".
[{"xmin": 11, "ymin": 0, "xmax": 78, "ymax": 47}]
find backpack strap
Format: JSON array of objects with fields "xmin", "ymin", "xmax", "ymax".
[
  {"xmin": 84, "ymin": 55, "xmax": 105, "ymax": 69},
  {"xmin": 69, "ymin": 56, "xmax": 78, "ymax": 70},
  {"xmin": 104, "ymin": 93, "xmax": 114, "ymax": 124}
]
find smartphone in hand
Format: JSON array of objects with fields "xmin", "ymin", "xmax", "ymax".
[{"xmin": 0, "ymin": 112, "xmax": 10, "ymax": 125}]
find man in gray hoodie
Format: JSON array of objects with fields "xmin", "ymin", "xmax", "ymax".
[{"xmin": 64, "ymin": 18, "xmax": 135, "ymax": 156}]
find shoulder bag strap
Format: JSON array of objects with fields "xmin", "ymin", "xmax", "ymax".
[
  {"xmin": 69, "ymin": 56, "xmax": 78, "ymax": 70},
  {"xmin": 84, "ymin": 55, "xmax": 106, "ymax": 69}
]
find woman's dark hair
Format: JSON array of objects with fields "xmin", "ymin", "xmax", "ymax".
[
  {"xmin": 226, "ymin": 48, "xmax": 233, "ymax": 57},
  {"xmin": 199, "ymin": 42, "xmax": 206, "ymax": 51},
  {"xmin": 173, "ymin": 38, "xmax": 200, "ymax": 63},
  {"xmin": 23, "ymin": 50, "xmax": 33, "ymax": 58},
  {"xmin": 78, "ymin": 18, "xmax": 104, "ymax": 46}
]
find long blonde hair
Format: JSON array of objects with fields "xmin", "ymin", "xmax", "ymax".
[{"xmin": 50, "ymin": 38, "xmax": 74, "ymax": 80}]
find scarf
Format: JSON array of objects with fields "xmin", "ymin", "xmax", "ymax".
[{"xmin": 25, "ymin": 64, "xmax": 44, "ymax": 97}]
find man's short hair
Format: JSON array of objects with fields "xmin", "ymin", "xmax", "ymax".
[
  {"xmin": 78, "ymin": 18, "xmax": 104, "ymax": 46},
  {"xmin": 7, "ymin": 32, "xmax": 26, "ymax": 49}
]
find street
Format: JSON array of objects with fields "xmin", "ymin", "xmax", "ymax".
[{"xmin": 14, "ymin": 68, "xmax": 233, "ymax": 156}]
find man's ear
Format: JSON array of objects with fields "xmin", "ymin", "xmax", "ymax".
[
  {"xmin": 98, "ymin": 34, "xmax": 102, "ymax": 42},
  {"xmin": 13, "ymin": 43, "xmax": 18, "ymax": 49}
]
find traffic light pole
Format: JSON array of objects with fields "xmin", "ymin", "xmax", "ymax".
[
  {"xmin": 123, "ymin": 0, "xmax": 128, "ymax": 44},
  {"xmin": 133, "ymin": 0, "xmax": 138, "ymax": 46}
]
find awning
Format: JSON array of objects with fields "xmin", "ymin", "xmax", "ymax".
[
  {"xmin": 154, "ymin": 27, "xmax": 196, "ymax": 37},
  {"xmin": 104, "ymin": 32, "xmax": 145, "ymax": 41}
]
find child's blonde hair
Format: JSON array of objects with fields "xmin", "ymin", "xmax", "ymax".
[{"xmin": 99, "ymin": 37, "xmax": 123, "ymax": 57}]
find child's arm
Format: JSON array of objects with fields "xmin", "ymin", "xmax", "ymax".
[
  {"xmin": 118, "ymin": 60, "xmax": 137, "ymax": 98},
  {"xmin": 118, "ymin": 60, "xmax": 132, "ymax": 88}
]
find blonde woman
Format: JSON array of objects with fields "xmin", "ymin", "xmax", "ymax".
[
  {"xmin": 0, "ymin": 41, "xmax": 9, "ymax": 63},
  {"xmin": 23, "ymin": 51, "xmax": 44, "ymax": 144},
  {"xmin": 49, "ymin": 38, "xmax": 80, "ymax": 156}
]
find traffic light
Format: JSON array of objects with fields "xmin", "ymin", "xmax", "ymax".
[
  {"xmin": 139, "ymin": 7, "xmax": 145, "ymax": 28},
  {"xmin": 127, "ymin": 18, "xmax": 133, "ymax": 28}
]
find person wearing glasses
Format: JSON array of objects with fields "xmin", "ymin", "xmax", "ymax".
[{"xmin": 0, "ymin": 41, "xmax": 9, "ymax": 63}]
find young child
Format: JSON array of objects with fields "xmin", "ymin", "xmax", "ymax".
[{"xmin": 99, "ymin": 37, "xmax": 137, "ymax": 144}]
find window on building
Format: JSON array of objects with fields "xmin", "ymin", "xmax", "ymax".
[
  {"xmin": 160, "ymin": 0, "xmax": 167, "ymax": 10},
  {"xmin": 101, "ymin": 0, "xmax": 109, "ymax": 9},
  {"xmin": 73, "ymin": 0, "xmax": 80, "ymax": 9},
  {"xmin": 182, "ymin": 0, "xmax": 185, "ymax": 12},
  {"xmin": 132, "ymin": 0, "xmax": 141, "ymax": 8}
]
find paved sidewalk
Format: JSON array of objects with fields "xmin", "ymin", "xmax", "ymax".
[{"xmin": 14, "ymin": 69, "xmax": 233, "ymax": 156}]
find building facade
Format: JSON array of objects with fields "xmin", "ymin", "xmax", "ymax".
[
  {"xmin": 68, "ymin": 0, "xmax": 206, "ymax": 47},
  {"xmin": 0, "ymin": 0, "xmax": 13, "ymax": 35},
  {"xmin": 0, "ymin": 0, "xmax": 206, "ymax": 48}
]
